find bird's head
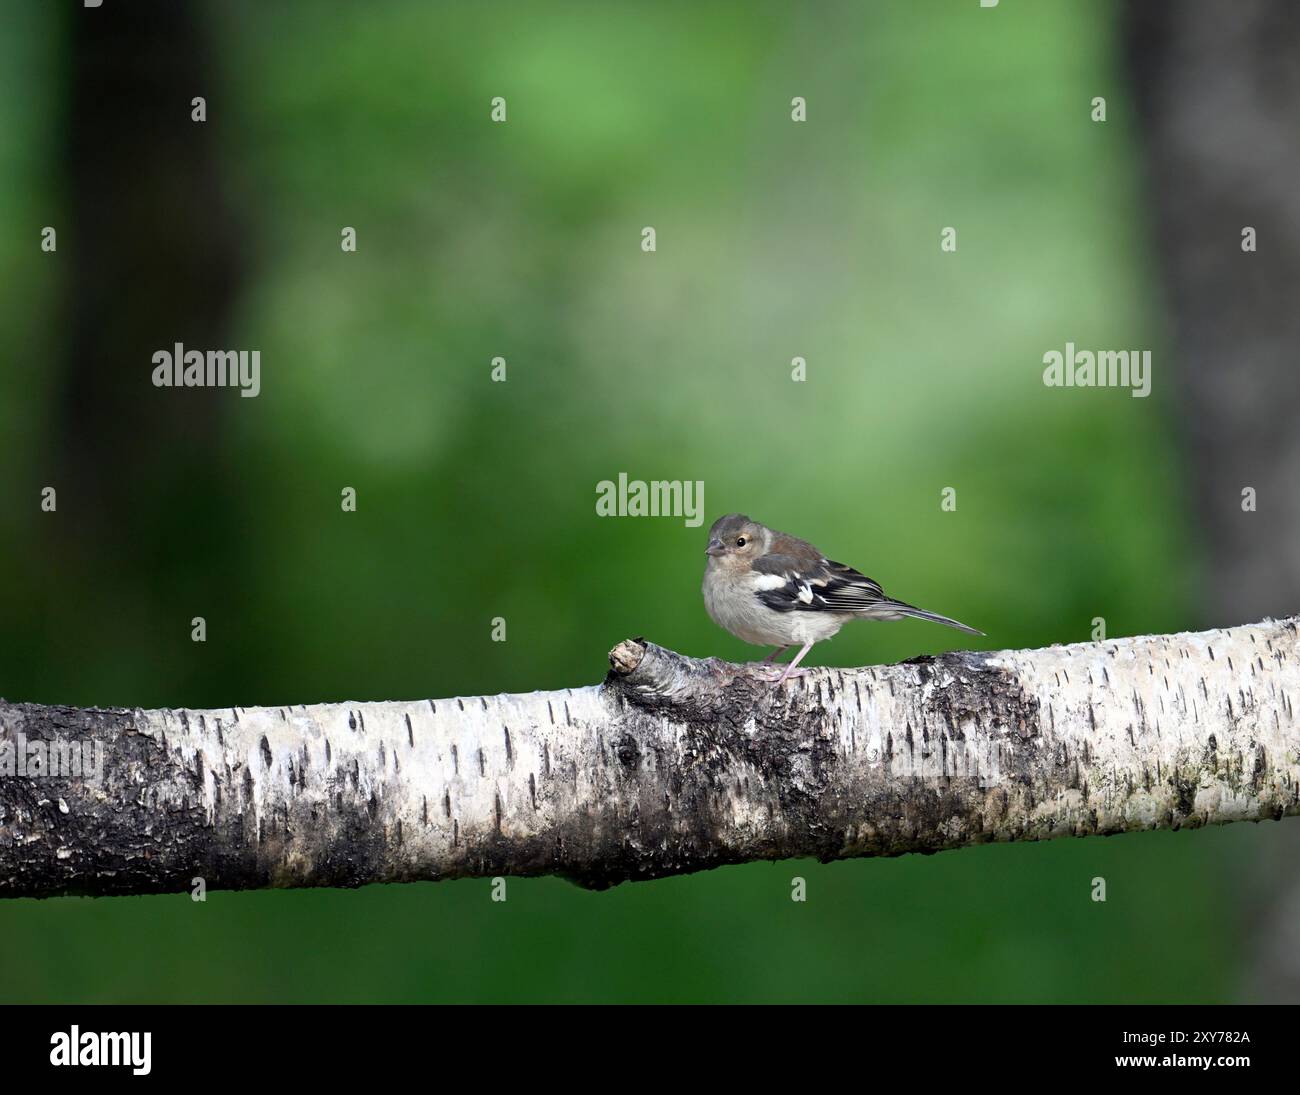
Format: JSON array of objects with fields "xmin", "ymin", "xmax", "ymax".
[{"xmin": 705, "ymin": 514, "xmax": 765, "ymax": 565}]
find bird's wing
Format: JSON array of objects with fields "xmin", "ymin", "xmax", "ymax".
[{"xmin": 751, "ymin": 554, "xmax": 890, "ymax": 614}]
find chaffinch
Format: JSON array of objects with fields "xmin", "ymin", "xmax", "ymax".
[{"xmin": 702, "ymin": 513, "xmax": 983, "ymax": 684}]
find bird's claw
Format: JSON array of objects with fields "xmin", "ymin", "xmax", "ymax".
[{"xmin": 750, "ymin": 665, "xmax": 809, "ymax": 686}]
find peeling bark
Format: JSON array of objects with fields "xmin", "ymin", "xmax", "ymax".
[{"xmin": 2, "ymin": 618, "xmax": 1298, "ymax": 898}]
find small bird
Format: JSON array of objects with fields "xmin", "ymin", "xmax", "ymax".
[{"xmin": 702, "ymin": 513, "xmax": 983, "ymax": 684}]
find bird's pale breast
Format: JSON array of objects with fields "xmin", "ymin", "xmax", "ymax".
[{"xmin": 703, "ymin": 564, "xmax": 844, "ymax": 647}]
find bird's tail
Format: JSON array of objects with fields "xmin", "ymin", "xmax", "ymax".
[{"xmin": 878, "ymin": 600, "xmax": 984, "ymax": 636}]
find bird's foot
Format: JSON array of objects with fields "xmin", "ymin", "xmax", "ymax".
[{"xmin": 750, "ymin": 665, "xmax": 809, "ymax": 686}]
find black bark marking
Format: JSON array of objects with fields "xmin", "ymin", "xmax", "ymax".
[
  {"xmin": 614, "ymin": 734, "xmax": 640, "ymax": 768},
  {"xmin": 1172, "ymin": 772, "xmax": 1196, "ymax": 818}
]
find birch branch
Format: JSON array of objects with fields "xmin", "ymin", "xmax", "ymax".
[{"xmin": 2, "ymin": 617, "xmax": 1298, "ymax": 898}]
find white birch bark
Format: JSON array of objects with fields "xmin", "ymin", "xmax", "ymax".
[{"xmin": 2, "ymin": 617, "xmax": 1298, "ymax": 897}]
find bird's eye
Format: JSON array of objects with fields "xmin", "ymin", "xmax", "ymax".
[{"xmin": 736, "ymin": 537, "xmax": 746, "ymax": 547}]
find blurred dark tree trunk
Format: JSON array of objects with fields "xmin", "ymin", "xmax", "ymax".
[
  {"xmin": 56, "ymin": 0, "xmax": 244, "ymax": 545},
  {"xmin": 1124, "ymin": 0, "xmax": 1300, "ymax": 1002},
  {"xmin": 40, "ymin": 1, "xmax": 251, "ymax": 704}
]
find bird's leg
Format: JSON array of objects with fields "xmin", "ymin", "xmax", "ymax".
[
  {"xmin": 753, "ymin": 640, "xmax": 814, "ymax": 684},
  {"xmin": 759, "ymin": 645, "xmax": 789, "ymax": 664},
  {"xmin": 774, "ymin": 640, "xmax": 815, "ymax": 684}
]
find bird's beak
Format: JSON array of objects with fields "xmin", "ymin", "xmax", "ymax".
[{"xmin": 705, "ymin": 537, "xmax": 726, "ymax": 556}]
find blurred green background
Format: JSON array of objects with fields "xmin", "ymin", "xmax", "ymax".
[{"xmin": 0, "ymin": 0, "xmax": 1276, "ymax": 1002}]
